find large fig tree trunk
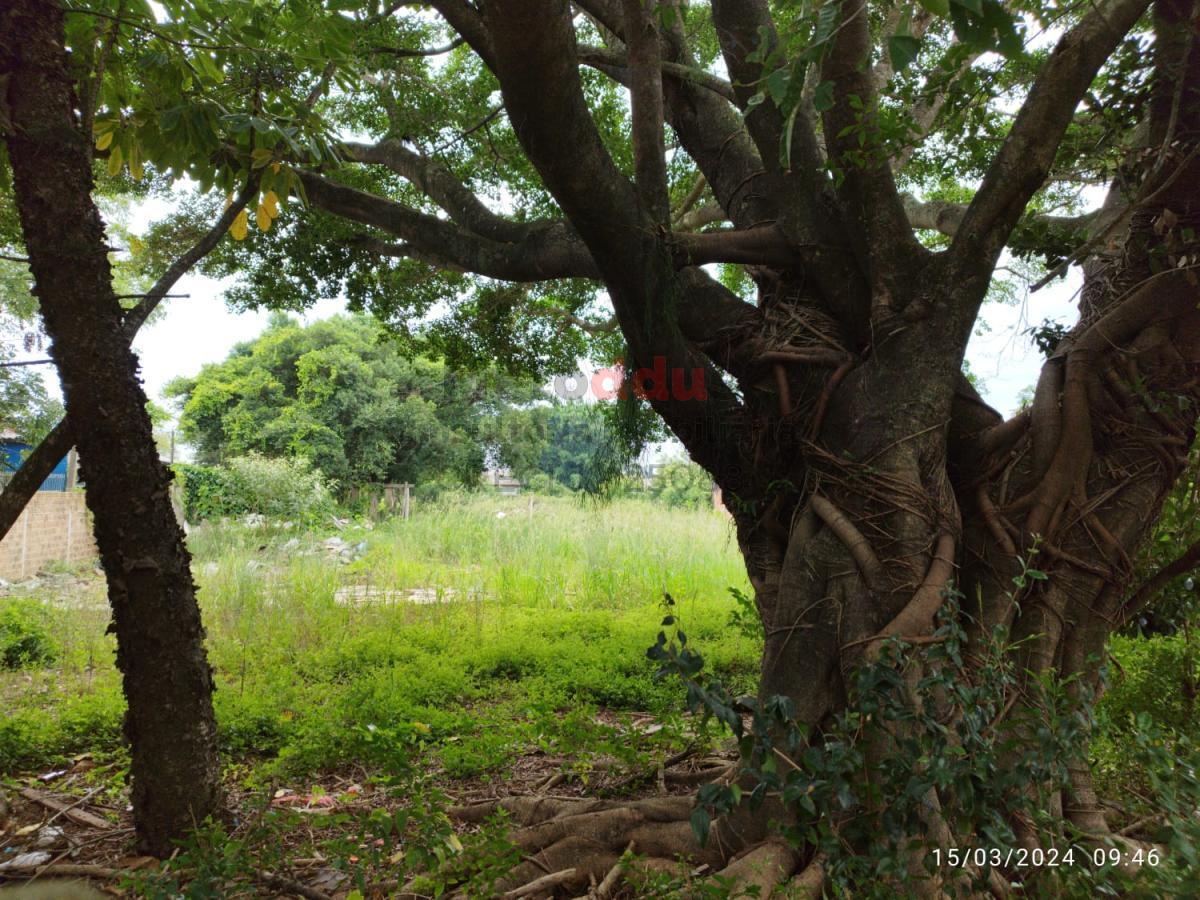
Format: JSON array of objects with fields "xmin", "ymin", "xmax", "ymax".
[
  {"xmin": 444, "ymin": 0, "xmax": 1200, "ymax": 893},
  {"xmin": 0, "ymin": 0, "xmax": 220, "ymax": 856}
]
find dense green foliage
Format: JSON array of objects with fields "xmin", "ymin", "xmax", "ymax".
[
  {"xmin": 647, "ymin": 459, "xmax": 714, "ymax": 510},
  {"xmin": 166, "ymin": 314, "xmax": 541, "ymax": 489},
  {"xmin": 487, "ymin": 401, "xmax": 623, "ymax": 491},
  {"xmin": 175, "ymin": 454, "xmax": 335, "ymax": 523},
  {"xmin": 0, "ymin": 357, "xmax": 62, "ymax": 450},
  {"xmin": 0, "ymin": 599, "xmax": 57, "ymax": 670}
]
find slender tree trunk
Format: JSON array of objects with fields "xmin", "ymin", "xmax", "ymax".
[
  {"xmin": 0, "ymin": 418, "xmax": 72, "ymax": 538},
  {"xmin": 0, "ymin": 0, "xmax": 220, "ymax": 856}
]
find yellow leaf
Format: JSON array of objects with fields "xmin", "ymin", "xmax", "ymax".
[
  {"xmin": 230, "ymin": 209, "xmax": 249, "ymax": 241},
  {"xmin": 129, "ymin": 236, "xmax": 146, "ymax": 256},
  {"xmin": 264, "ymin": 190, "xmax": 280, "ymax": 218},
  {"xmin": 95, "ymin": 131, "xmax": 113, "ymax": 151},
  {"xmin": 128, "ymin": 143, "xmax": 143, "ymax": 181},
  {"xmin": 106, "ymin": 144, "xmax": 123, "ymax": 177},
  {"xmin": 270, "ymin": 162, "xmax": 281, "ymax": 174},
  {"xmin": 412, "ymin": 721, "xmax": 431, "ymax": 735},
  {"xmin": 444, "ymin": 834, "xmax": 463, "ymax": 853}
]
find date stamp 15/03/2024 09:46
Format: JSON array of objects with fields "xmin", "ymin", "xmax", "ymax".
[{"xmin": 930, "ymin": 846, "xmax": 1163, "ymax": 870}]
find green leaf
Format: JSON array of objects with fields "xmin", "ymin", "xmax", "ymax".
[
  {"xmin": 689, "ymin": 806, "xmax": 711, "ymax": 846},
  {"xmin": 813, "ymin": 2, "xmax": 841, "ymax": 46},
  {"xmin": 811, "ymin": 80, "xmax": 835, "ymax": 112},
  {"xmin": 766, "ymin": 67, "xmax": 790, "ymax": 106},
  {"xmin": 887, "ymin": 34, "xmax": 923, "ymax": 74},
  {"xmin": 106, "ymin": 144, "xmax": 124, "ymax": 177},
  {"xmin": 780, "ymin": 104, "xmax": 800, "ymax": 169},
  {"xmin": 917, "ymin": 0, "xmax": 951, "ymax": 15}
]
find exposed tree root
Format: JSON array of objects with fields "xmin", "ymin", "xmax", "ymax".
[
  {"xmin": 443, "ymin": 794, "xmax": 814, "ymax": 897},
  {"xmin": 710, "ymin": 840, "xmax": 798, "ymax": 899},
  {"xmin": 502, "ymin": 866, "xmax": 578, "ymax": 898},
  {"xmin": 593, "ymin": 841, "xmax": 634, "ymax": 898}
]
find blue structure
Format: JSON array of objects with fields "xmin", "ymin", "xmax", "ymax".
[{"xmin": 0, "ymin": 438, "xmax": 70, "ymax": 491}]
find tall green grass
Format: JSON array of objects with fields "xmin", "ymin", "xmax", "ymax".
[{"xmin": 0, "ymin": 493, "xmax": 755, "ymax": 778}]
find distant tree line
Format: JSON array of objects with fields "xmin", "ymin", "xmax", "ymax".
[{"xmin": 166, "ymin": 314, "xmax": 543, "ymax": 489}]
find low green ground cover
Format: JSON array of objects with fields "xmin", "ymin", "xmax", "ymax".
[{"xmin": 0, "ymin": 493, "xmax": 755, "ymax": 781}]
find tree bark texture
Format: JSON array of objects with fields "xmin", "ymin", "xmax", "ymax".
[{"xmin": 0, "ymin": 0, "xmax": 220, "ymax": 856}]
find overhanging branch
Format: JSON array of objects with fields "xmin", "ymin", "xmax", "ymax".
[
  {"xmin": 576, "ymin": 45, "xmax": 736, "ymax": 102},
  {"xmin": 948, "ymin": 0, "xmax": 1153, "ymax": 272}
]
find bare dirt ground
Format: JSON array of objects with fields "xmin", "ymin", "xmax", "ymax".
[{"xmin": 0, "ymin": 716, "xmax": 735, "ymax": 898}]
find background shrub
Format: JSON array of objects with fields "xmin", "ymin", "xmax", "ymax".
[
  {"xmin": 176, "ymin": 455, "xmax": 335, "ymax": 523},
  {"xmin": 647, "ymin": 459, "xmax": 714, "ymax": 510},
  {"xmin": 0, "ymin": 600, "xmax": 57, "ymax": 670}
]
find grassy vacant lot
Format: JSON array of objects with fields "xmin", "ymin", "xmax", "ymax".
[
  {"xmin": 1, "ymin": 494, "xmax": 755, "ymax": 782},
  {"xmin": 2, "ymin": 494, "xmax": 1197, "ymax": 896}
]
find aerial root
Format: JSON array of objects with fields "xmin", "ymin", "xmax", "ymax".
[{"xmin": 809, "ymin": 494, "xmax": 884, "ymax": 589}]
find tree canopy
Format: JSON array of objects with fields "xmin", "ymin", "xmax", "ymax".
[{"xmin": 166, "ymin": 313, "xmax": 542, "ymax": 486}]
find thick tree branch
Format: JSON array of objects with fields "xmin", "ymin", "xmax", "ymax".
[
  {"xmin": 674, "ymin": 194, "xmax": 1100, "ymax": 244},
  {"xmin": 483, "ymin": 0, "xmax": 753, "ymax": 492},
  {"xmin": 672, "ymin": 225, "xmax": 798, "ymax": 268},
  {"xmin": 902, "ymin": 193, "xmax": 1098, "ymax": 241},
  {"xmin": 576, "ymin": 45, "xmax": 736, "ymax": 102},
  {"xmin": 341, "ymin": 139, "xmax": 525, "ymax": 241},
  {"xmin": 311, "ymin": 167, "xmax": 793, "ymax": 276},
  {"xmin": 299, "ymin": 169, "xmax": 601, "ymax": 280},
  {"xmin": 574, "ymin": 0, "xmax": 781, "ymax": 232},
  {"xmin": 710, "ymin": 0, "xmax": 823, "ymax": 181},
  {"xmin": 621, "ymin": 0, "xmax": 671, "ymax": 223},
  {"xmin": 674, "ymin": 201, "xmax": 725, "ymax": 231},
  {"xmin": 949, "ymin": 0, "xmax": 1153, "ymax": 271},
  {"xmin": 821, "ymin": 0, "xmax": 925, "ymax": 293}
]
